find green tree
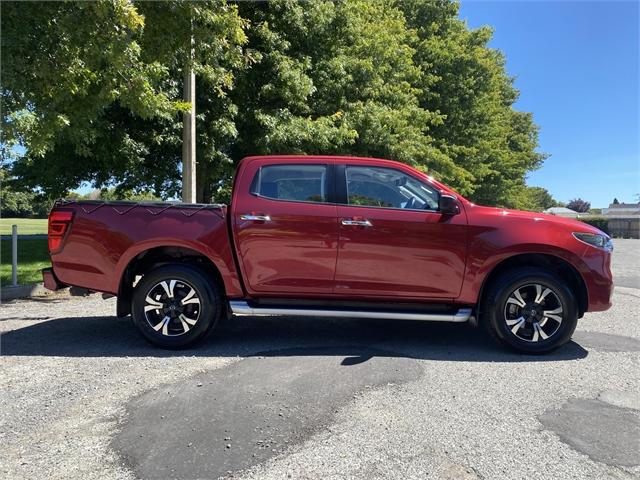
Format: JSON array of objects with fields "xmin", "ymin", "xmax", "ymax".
[
  {"xmin": 567, "ymin": 198, "xmax": 591, "ymax": 213},
  {"xmin": 4, "ymin": 0, "xmax": 546, "ymax": 208},
  {"xmin": 509, "ymin": 186, "xmax": 558, "ymax": 212},
  {"xmin": 0, "ymin": 167, "xmax": 53, "ymax": 217},
  {"xmin": 230, "ymin": 1, "xmax": 455, "ymax": 174},
  {"xmin": 1, "ymin": 1, "xmax": 184, "ymax": 158},
  {"xmin": 2, "ymin": 0, "xmax": 246, "ymax": 199},
  {"xmin": 399, "ymin": 1, "xmax": 545, "ymax": 205},
  {"xmin": 231, "ymin": 0, "xmax": 545, "ymax": 206}
]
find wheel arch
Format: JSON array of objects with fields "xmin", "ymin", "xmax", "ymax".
[
  {"xmin": 115, "ymin": 244, "xmax": 227, "ymax": 317},
  {"xmin": 477, "ymin": 253, "xmax": 588, "ymax": 322}
]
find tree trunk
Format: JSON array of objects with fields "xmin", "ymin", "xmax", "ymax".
[{"xmin": 196, "ymin": 159, "xmax": 209, "ymax": 203}]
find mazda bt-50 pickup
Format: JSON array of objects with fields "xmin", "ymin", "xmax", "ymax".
[{"xmin": 43, "ymin": 155, "xmax": 613, "ymax": 353}]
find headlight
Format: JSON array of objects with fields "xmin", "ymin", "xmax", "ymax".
[{"xmin": 573, "ymin": 232, "xmax": 613, "ymax": 252}]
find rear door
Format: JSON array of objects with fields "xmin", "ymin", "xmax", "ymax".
[
  {"xmin": 232, "ymin": 158, "xmax": 338, "ymax": 295},
  {"xmin": 334, "ymin": 163, "xmax": 468, "ymax": 299}
]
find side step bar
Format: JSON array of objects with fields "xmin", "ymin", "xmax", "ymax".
[{"xmin": 229, "ymin": 301, "xmax": 472, "ymax": 323}]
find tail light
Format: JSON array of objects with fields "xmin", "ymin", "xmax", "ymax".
[{"xmin": 48, "ymin": 210, "xmax": 74, "ymax": 253}]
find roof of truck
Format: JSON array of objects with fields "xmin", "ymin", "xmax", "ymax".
[
  {"xmin": 241, "ymin": 154, "xmax": 412, "ymax": 167},
  {"xmin": 239, "ymin": 155, "xmax": 450, "ymax": 192}
]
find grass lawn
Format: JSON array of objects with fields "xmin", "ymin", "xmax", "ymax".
[
  {"xmin": 0, "ymin": 238, "xmax": 50, "ymax": 286},
  {"xmin": 0, "ymin": 218, "xmax": 48, "ymax": 235}
]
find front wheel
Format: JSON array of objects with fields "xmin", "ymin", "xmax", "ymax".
[
  {"xmin": 131, "ymin": 264, "xmax": 223, "ymax": 348},
  {"xmin": 482, "ymin": 268, "xmax": 578, "ymax": 354}
]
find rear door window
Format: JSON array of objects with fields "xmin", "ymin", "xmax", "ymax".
[{"xmin": 252, "ymin": 164, "xmax": 329, "ymax": 203}]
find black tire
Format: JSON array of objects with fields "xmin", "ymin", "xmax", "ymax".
[
  {"xmin": 481, "ymin": 267, "xmax": 578, "ymax": 354},
  {"xmin": 131, "ymin": 263, "xmax": 223, "ymax": 348}
]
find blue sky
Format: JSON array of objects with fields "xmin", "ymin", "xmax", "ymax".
[{"xmin": 459, "ymin": 0, "xmax": 639, "ymax": 207}]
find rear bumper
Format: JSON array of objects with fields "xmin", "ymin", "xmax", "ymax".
[{"xmin": 42, "ymin": 267, "xmax": 66, "ymax": 291}]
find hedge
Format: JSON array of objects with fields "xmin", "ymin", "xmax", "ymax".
[{"xmin": 578, "ymin": 216, "xmax": 609, "ymax": 234}]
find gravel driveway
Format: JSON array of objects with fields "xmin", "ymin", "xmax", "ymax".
[{"xmin": 1, "ymin": 240, "xmax": 638, "ymax": 480}]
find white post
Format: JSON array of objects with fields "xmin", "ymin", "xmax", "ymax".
[{"xmin": 11, "ymin": 224, "xmax": 18, "ymax": 286}]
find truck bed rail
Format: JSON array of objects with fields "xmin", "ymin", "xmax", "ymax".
[{"xmin": 54, "ymin": 199, "xmax": 226, "ymax": 217}]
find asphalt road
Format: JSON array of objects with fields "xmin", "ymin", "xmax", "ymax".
[{"xmin": 1, "ymin": 240, "xmax": 638, "ymax": 480}]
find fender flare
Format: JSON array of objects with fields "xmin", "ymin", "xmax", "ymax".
[
  {"xmin": 471, "ymin": 245, "xmax": 590, "ymax": 315},
  {"xmin": 111, "ymin": 238, "xmax": 237, "ymax": 296}
]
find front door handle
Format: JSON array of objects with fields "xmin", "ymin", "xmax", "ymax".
[
  {"xmin": 341, "ymin": 218, "xmax": 373, "ymax": 227},
  {"xmin": 240, "ymin": 214, "xmax": 271, "ymax": 221}
]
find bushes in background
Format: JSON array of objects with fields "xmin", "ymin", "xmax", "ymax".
[{"xmin": 579, "ymin": 216, "xmax": 609, "ymax": 235}]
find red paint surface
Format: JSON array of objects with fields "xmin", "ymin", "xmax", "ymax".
[{"xmin": 48, "ymin": 155, "xmax": 613, "ymax": 312}]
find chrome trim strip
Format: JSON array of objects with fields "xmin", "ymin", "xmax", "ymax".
[{"xmin": 229, "ymin": 301, "xmax": 472, "ymax": 323}]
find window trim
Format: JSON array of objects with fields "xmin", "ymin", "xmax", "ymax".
[
  {"xmin": 338, "ymin": 164, "xmax": 442, "ymax": 213},
  {"xmin": 249, "ymin": 163, "xmax": 336, "ymax": 205}
]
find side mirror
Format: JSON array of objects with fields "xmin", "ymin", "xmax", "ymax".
[{"xmin": 439, "ymin": 194, "xmax": 460, "ymax": 216}]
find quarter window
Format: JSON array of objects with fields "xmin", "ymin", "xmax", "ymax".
[
  {"xmin": 252, "ymin": 164, "xmax": 328, "ymax": 203},
  {"xmin": 346, "ymin": 166, "xmax": 439, "ymax": 210}
]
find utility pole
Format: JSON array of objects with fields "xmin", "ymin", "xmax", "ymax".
[
  {"xmin": 182, "ymin": 8, "xmax": 196, "ymax": 204},
  {"xmin": 181, "ymin": 67, "xmax": 196, "ymax": 203}
]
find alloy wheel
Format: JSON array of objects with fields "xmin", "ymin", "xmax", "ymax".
[
  {"xmin": 144, "ymin": 279, "xmax": 201, "ymax": 336},
  {"xmin": 503, "ymin": 283, "xmax": 563, "ymax": 343}
]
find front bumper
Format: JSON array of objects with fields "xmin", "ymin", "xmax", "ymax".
[
  {"xmin": 583, "ymin": 251, "xmax": 614, "ymax": 312},
  {"xmin": 42, "ymin": 267, "xmax": 66, "ymax": 291}
]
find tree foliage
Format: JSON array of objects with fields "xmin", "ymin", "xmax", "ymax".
[
  {"xmin": 567, "ymin": 198, "xmax": 591, "ymax": 213},
  {"xmin": 0, "ymin": 167, "xmax": 52, "ymax": 217},
  {"xmin": 579, "ymin": 216, "xmax": 609, "ymax": 235},
  {"xmin": 2, "ymin": 0, "xmax": 246, "ymax": 199},
  {"xmin": 509, "ymin": 186, "xmax": 558, "ymax": 212},
  {"xmin": 3, "ymin": 0, "xmax": 546, "ymax": 207},
  {"xmin": 2, "ymin": 1, "xmax": 185, "ymax": 157}
]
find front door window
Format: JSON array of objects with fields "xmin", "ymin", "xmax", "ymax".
[{"xmin": 346, "ymin": 166, "xmax": 439, "ymax": 210}]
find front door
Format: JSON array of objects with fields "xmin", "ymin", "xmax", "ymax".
[
  {"xmin": 334, "ymin": 164, "xmax": 468, "ymax": 299},
  {"xmin": 232, "ymin": 160, "xmax": 338, "ymax": 295}
]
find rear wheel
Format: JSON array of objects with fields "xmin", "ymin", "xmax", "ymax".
[
  {"xmin": 482, "ymin": 267, "xmax": 578, "ymax": 353},
  {"xmin": 131, "ymin": 264, "xmax": 223, "ymax": 348}
]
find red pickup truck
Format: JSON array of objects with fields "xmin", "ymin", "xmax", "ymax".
[{"xmin": 43, "ymin": 155, "xmax": 613, "ymax": 353}]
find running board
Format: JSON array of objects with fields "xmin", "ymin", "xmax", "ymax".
[{"xmin": 229, "ymin": 301, "xmax": 472, "ymax": 323}]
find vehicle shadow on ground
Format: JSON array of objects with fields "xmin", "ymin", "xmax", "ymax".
[{"xmin": 0, "ymin": 314, "xmax": 588, "ymax": 362}]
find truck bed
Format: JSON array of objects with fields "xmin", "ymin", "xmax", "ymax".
[{"xmin": 47, "ymin": 199, "xmax": 244, "ymax": 299}]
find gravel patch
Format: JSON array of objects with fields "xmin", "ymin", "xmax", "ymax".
[{"xmin": 539, "ymin": 398, "xmax": 640, "ymax": 467}]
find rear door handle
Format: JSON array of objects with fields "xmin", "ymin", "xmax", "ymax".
[
  {"xmin": 341, "ymin": 219, "xmax": 373, "ymax": 227},
  {"xmin": 240, "ymin": 214, "xmax": 271, "ymax": 221}
]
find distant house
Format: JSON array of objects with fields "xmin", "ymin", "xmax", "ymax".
[
  {"xmin": 602, "ymin": 202, "xmax": 640, "ymax": 217},
  {"xmin": 543, "ymin": 207, "xmax": 581, "ymax": 218},
  {"xmin": 601, "ymin": 202, "xmax": 640, "ymax": 239}
]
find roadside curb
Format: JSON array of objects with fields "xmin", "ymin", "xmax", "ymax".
[
  {"xmin": 0, "ymin": 283, "xmax": 67, "ymax": 301},
  {"xmin": 0, "ymin": 234, "xmax": 48, "ymax": 240}
]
